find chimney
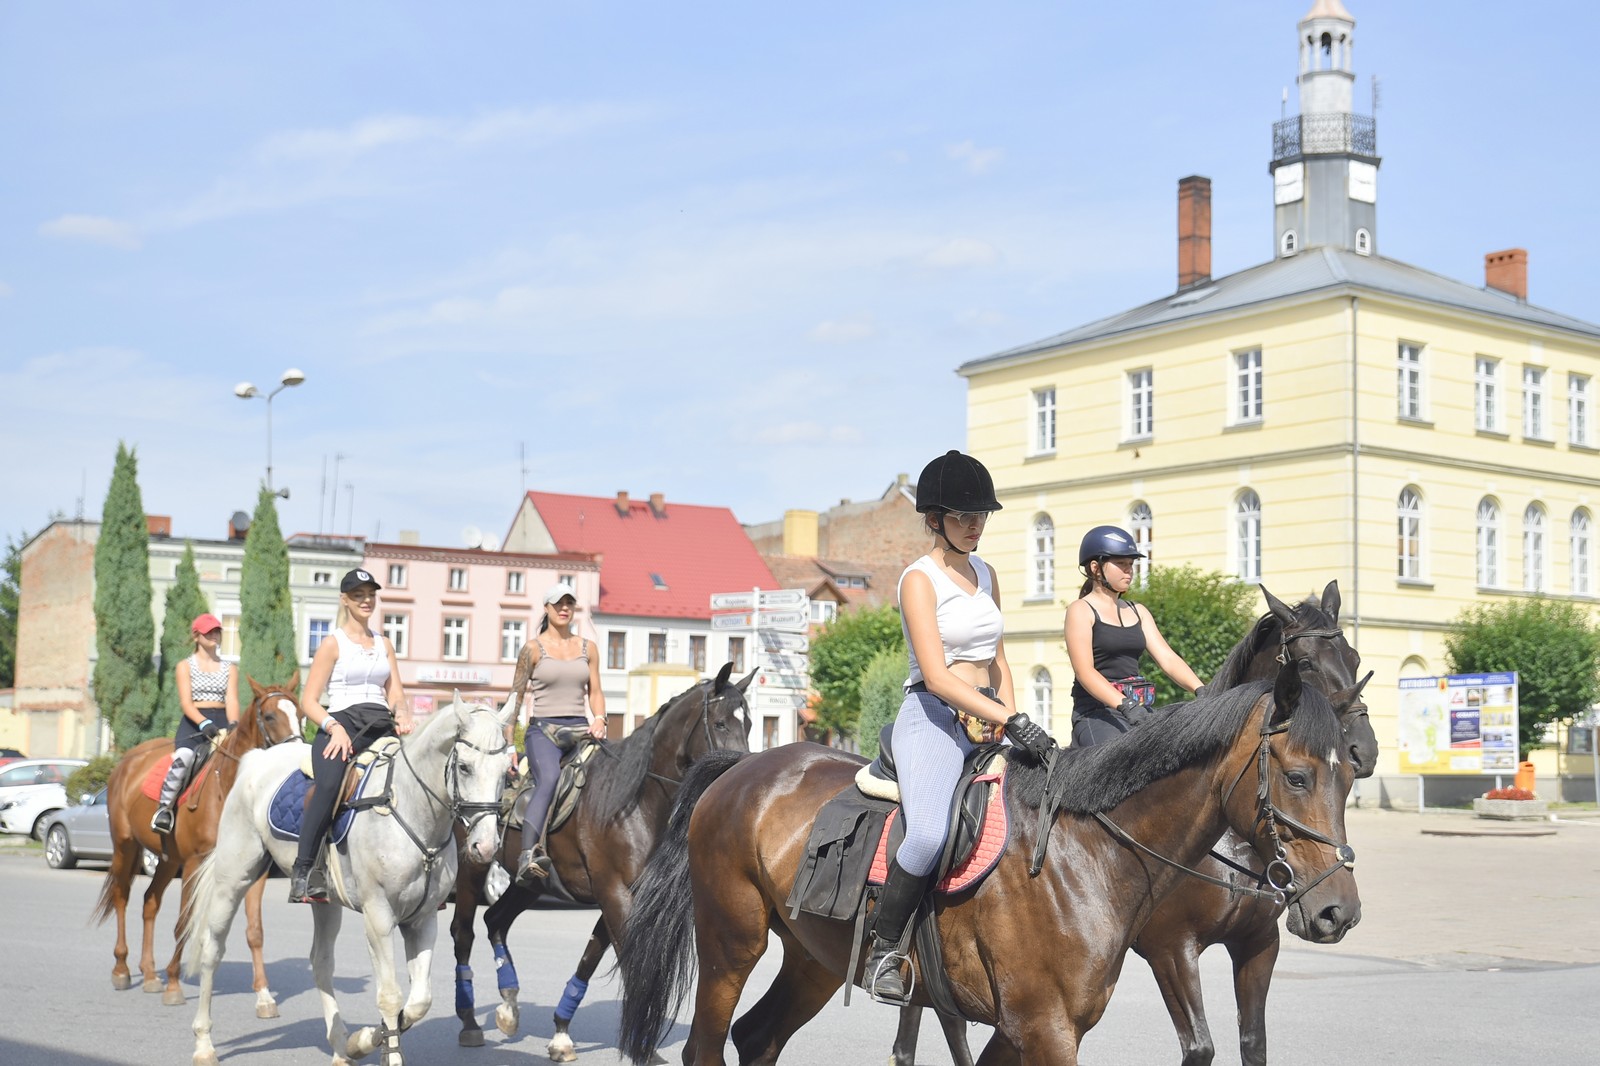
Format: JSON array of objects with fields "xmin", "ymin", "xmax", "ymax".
[
  {"xmin": 228, "ymin": 510, "xmax": 251, "ymax": 541},
  {"xmin": 648, "ymin": 492, "xmax": 667, "ymax": 518},
  {"xmin": 614, "ymin": 491, "xmax": 631, "ymax": 517},
  {"xmin": 1177, "ymin": 175, "xmax": 1212, "ymax": 290},
  {"xmin": 1485, "ymin": 248, "xmax": 1528, "ymax": 302},
  {"xmin": 782, "ymin": 509, "xmax": 820, "ymax": 557},
  {"xmin": 146, "ymin": 515, "xmax": 171, "ymax": 538}
]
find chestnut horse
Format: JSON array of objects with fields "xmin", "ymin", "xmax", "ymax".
[
  {"xmin": 618, "ymin": 658, "xmax": 1359, "ymax": 1066},
  {"xmin": 449, "ymin": 662, "xmax": 753, "ymax": 1059},
  {"xmin": 896, "ymin": 580, "xmax": 1377, "ymax": 1066},
  {"xmin": 93, "ymin": 675, "xmax": 303, "ymax": 1014}
]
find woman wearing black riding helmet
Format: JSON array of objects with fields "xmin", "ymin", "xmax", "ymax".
[
  {"xmin": 861, "ymin": 450, "xmax": 1055, "ymax": 1005},
  {"xmin": 1064, "ymin": 525, "xmax": 1204, "ymax": 748}
]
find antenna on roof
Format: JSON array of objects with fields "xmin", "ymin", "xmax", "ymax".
[
  {"xmin": 519, "ymin": 441, "xmax": 528, "ymax": 494},
  {"xmin": 1281, "ymin": 86, "xmax": 1288, "ymax": 120},
  {"xmin": 462, "ymin": 525, "xmax": 484, "ymax": 549},
  {"xmin": 1371, "ymin": 75, "xmax": 1381, "ymax": 115},
  {"xmin": 481, "ymin": 532, "xmax": 501, "ymax": 552}
]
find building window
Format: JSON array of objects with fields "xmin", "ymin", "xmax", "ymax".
[
  {"xmin": 1233, "ymin": 349, "xmax": 1263, "ymax": 423},
  {"xmin": 311, "ymin": 570, "xmax": 333, "ymax": 587},
  {"xmin": 1235, "ymin": 490, "xmax": 1262, "ymax": 583},
  {"xmin": 811, "ymin": 600, "xmax": 838, "ymax": 624},
  {"xmin": 1280, "ymin": 230, "xmax": 1297, "ymax": 256},
  {"xmin": 728, "ymin": 636, "xmax": 746, "ymax": 674},
  {"xmin": 1523, "ymin": 366, "xmax": 1547, "ymax": 439},
  {"xmin": 1572, "ymin": 510, "xmax": 1593, "ymax": 596},
  {"xmin": 606, "ymin": 631, "xmax": 627, "ymax": 669},
  {"xmin": 1031, "ymin": 667, "xmax": 1053, "ymax": 735},
  {"xmin": 650, "ymin": 573, "xmax": 668, "ymax": 591},
  {"xmin": 1524, "ymin": 504, "xmax": 1547, "ymax": 592},
  {"xmin": 1129, "ymin": 502, "xmax": 1153, "ymax": 587},
  {"xmin": 689, "ymin": 635, "xmax": 707, "ymax": 672},
  {"xmin": 506, "ymin": 570, "xmax": 525, "ymax": 594},
  {"xmin": 1030, "ymin": 514, "xmax": 1055, "ymax": 598},
  {"xmin": 307, "ymin": 618, "xmax": 331, "ymax": 656},
  {"xmin": 220, "ymin": 614, "xmax": 241, "ymax": 659},
  {"xmin": 1476, "ymin": 498, "xmax": 1500, "ymax": 587},
  {"xmin": 1475, "ymin": 357, "xmax": 1500, "ymax": 431},
  {"xmin": 501, "ymin": 619, "xmax": 526, "ymax": 662},
  {"xmin": 449, "ymin": 567, "xmax": 468, "ymax": 592},
  {"xmin": 1571, "ymin": 374, "xmax": 1592, "ymax": 447},
  {"xmin": 1397, "ymin": 343, "xmax": 1425, "ymax": 420},
  {"xmin": 1397, "ymin": 488, "xmax": 1423, "ymax": 580},
  {"xmin": 387, "ymin": 563, "xmax": 406, "ymax": 587},
  {"xmin": 1127, "ymin": 368, "xmax": 1153, "ymax": 439},
  {"xmin": 647, "ymin": 633, "xmax": 667, "ymax": 664},
  {"xmin": 442, "ymin": 617, "xmax": 468, "ymax": 660},
  {"xmin": 1032, "ymin": 387, "xmax": 1057, "ymax": 454},
  {"xmin": 383, "ymin": 613, "xmax": 409, "ymax": 658},
  {"xmin": 1355, "ymin": 228, "xmax": 1371, "ymax": 255}
]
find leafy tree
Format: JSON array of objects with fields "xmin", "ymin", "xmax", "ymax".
[
  {"xmin": 808, "ymin": 603, "xmax": 904, "ymax": 739},
  {"xmin": 1445, "ymin": 598, "xmax": 1600, "ymax": 759},
  {"xmin": 0, "ymin": 531, "xmax": 23, "ymax": 688},
  {"xmin": 93, "ymin": 443, "xmax": 159, "ymax": 748},
  {"xmin": 855, "ymin": 646, "xmax": 909, "ymax": 760},
  {"xmin": 65, "ymin": 754, "xmax": 119, "ymax": 805},
  {"xmin": 1125, "ymin": 565, "xmax": 1260, "ymax": 706},
  {"xmin": 153, "ymin": 542, "xmax": 210, "ymax": 737},
  {"xmin": 238, "ymin": 487, "xmax": 298, "ymax": 703}
]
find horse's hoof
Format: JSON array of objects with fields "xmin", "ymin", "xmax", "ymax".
[
  {"xmin": 256, "ymin": 1000, "xmax": 280, "ymax": 1020},
  {"xmin": 459, "ymin": 1029, "xmax": 484, "ymax": 1048},
  {"xmin": 194, "ymin": 1052, "xmax": 220, "ymax": 1066},
  {"xmin": 112, "ymin": 973, "xmax": 133, "ymax": 991},
  {"xmin": 547, "ymin": 1034, "xmax": 577, "ymax": 1062},
  {"xmin": 163, "ymin": 986, "xmax": 186, "ymax": 1007},
  {"xmin": 494, "ymin": 1003, "xmax": 519, "ymax": 1037},
  {"xmin": 143, "ymin": 977, "xmax": 164, "ymax": 994}
]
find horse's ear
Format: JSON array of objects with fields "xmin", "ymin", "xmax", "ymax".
[
  {"xmin": 247, "ymin": 674, "xmax": 267, "ymax": 699},
  {"xmin": 1271, "ymin": 656, "xmax": 1303, "ymax": 729},
  {"xmin": 452, "ymin": 688, "xmax": 472, "ymax": 728},
  {"xmin": 713, "ymin": 661, "xmax": 734, "ymax": 690},
  {"xmin": 1260, "ymin": 585, "xmax": 1295, "ymax": 625},
  {"xmin": 735, "ymin": 667, "xmax": 758, "ymax": 693},
  {"xmin": 1320, "ymin": 580, "xmax": 1341, "ymax": 622},
  {"xmin": 496, "ymin": 696, "xmax": 517, "ymax": 730},
  {"xmin": 284, "ymin": 669, "xmax": 301, "ymax": 697}
]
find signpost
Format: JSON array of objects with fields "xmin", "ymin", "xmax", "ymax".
[
  {"xmin": 711, "ymin": 588, "xmax": 812, "ymax": 752},
  {"xmin": 1398, "ymin": 672, "xmax": 1520, "ymax": 810}
]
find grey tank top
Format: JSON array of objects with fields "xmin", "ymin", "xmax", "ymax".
[{"xmin": 527, "ymin": 637, "xmax": 591, "ymax": 720}]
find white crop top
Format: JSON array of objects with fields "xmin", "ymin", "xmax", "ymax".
[
  {"xmin": 326, "ymin": 628, "xmax": 392, "ymax": 713},
  {"xmin": 899, "ymin": 553, "xmax": 1005, "ymax": 688}
]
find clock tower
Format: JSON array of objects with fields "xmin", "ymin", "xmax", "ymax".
[{"xmin": 1269, "ymin": 0, "xmax": 1379, "ymax": 257}]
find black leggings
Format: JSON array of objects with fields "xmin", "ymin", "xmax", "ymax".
[
  {"xmin": 295, "ymin": 703, "xmax": 396, "ymax": 870},
  {"xmin": 521, "ymin": 717, "xmax": 585, "ymax": 850}
]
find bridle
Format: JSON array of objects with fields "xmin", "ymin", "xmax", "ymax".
[
  {"xmin": 644, "ymin": 681, "xmax": 747, "ymax": 790},
  {"xmin": 208, "ymin": 690, "xmax": 303, "ymax": 766},
  {"xmin": 387, "ymin": 718, "xmax": 512, "ymax": 873}
]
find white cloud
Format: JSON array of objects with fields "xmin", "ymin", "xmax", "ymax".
[
  {"xmin": 922, "ymin": 237, "xmax": 1000, "ymax": 269},
  {"xmin": 946, "ymin": 140, "xmax": 1004, "ymax": 174},
  {"xmin": 38, "ymin": 214, "xmax": 142, "ymax": 250},
  {"xmin": 809, "ymin": 313, "xmax": 877, "ymax": 344}
]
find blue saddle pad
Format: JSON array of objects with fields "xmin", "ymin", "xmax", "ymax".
[{"xmin": 267, "ymin": 767, "xmax": 373, "ymax": 845}]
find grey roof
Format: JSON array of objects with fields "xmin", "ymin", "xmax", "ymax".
[{"xmin": 960, "ymin": 247, "xmax": 1600, "ymax": 373}]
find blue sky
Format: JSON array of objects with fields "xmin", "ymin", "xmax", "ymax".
[{"xmin": 4, "ymin": 1, "xmax": 1596, "ymax": 549}]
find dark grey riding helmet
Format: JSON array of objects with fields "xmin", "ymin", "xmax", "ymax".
[
  {"xmin": 915, "ymin": 450, "xmax": 1002, "ymax": 514},
  {"xmin": 1078, "ymin": 525, "xmax": 1144, "ymax": 566}
]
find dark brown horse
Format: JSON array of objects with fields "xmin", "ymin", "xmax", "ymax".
[
  {"xmin": 618, "ymin": 657, "xmax": 1360, "ymax": 1066},
  {"xmin": 94, "ymin": 675, "xmax": 303, "ymax": 1013},
  {"xmin": 894, "ymin": 579, "xmax": 1377, "ymax": 1066},
  {"xmin": 449, "ymin": 662, "xmax": 753, "ymax": 1058}
]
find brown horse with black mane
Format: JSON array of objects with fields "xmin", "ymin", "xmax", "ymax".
[
  {"xmin": 618, "ymin": 657, "xmax": 1360, "ymax": 1066},
  {"xmin": 93, "ymin": 675, "xmax": 302, "ymax": 1014}
]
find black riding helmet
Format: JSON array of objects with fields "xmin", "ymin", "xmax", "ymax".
[
  {"xmin": 915, "ymin": 450, "xmax": 1002, "ymax": 514},
  {"xmin": 1078, "ymin": 525, "xmax": 1144, "ymax": 566}
]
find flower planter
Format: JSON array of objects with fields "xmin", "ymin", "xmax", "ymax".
[{"xmin": 1473, "ymin": 797, "xmax": 1549, "ymax": 821}]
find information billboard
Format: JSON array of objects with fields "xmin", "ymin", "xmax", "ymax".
[{"xmin": 1397, "ymin": 672, "xmax": 1519, "ymax": 775}]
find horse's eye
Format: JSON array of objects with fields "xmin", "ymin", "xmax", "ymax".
[
  {"xmin": 715, "ymin": 722, "xmax": 727, "ymax": 731},
  {"xmin": 1285, "ymin": 770, "xmax": 1310, "ymax": 790}
]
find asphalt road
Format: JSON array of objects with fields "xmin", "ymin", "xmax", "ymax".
[{"xmin": 0, "ymin": 807, "xmax": 1596, "ymax": 1065}]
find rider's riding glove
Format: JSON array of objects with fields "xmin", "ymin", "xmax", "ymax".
[
  {"xmin": 1109, "ymin": 696, "xmax": 1149, "ymax": 727},
  {"xmin": 1192, "ymin": 685, "xmax": 1208, "ymax": 700},
  {"xmin": 198, "ymin": 718, "xmax": 221, "ymax": 740},
  {"xmin": 1003, "ymin": 712, "xmax": 1055, "ymax": 763}
]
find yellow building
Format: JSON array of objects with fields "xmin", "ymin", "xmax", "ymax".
[{"xmin": 960, "ymin": 1, "xmax": 1600, "ymax": 804}]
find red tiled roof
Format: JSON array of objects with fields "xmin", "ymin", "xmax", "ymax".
[{"xmin": 520, "ymin": 492, "xmax": 778, "ymax": 620}]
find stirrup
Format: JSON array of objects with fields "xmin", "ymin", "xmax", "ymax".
[
  {"xmin": 288, "ymin": 868, "xmax": 330, "ymax": 904},
  {"xmin": 865, "ymin": 946, "xmax": 915, "ymax": 1006},
  {"xmin": 515, "ymin": 847, "xmax": 552, "ymax": 888},
  {"xmin": 150, "ymin": 805, "xmax": 175, "ymax": 835}
]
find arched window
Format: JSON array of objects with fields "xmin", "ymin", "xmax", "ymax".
[
  {"xmin": 1523, "ymin": 504, "xmax": 1547, "ymax": 592},
  {"xmin": 1356, "ymin": 228, "xmax": 1372, "ymax": 255},
  {"xmin": 1397, "ymin": 487, "xmax": 1423, "ymax": 580},
  {"xmin": 1031, "ymin": 667, "xmax": 1053, "ymax": 735},
  {"xmin": 1476, "ymin": 498, "xmax": 1500, "ymax": 587},
  {"xmin": 1281, "ymin": 230, "xmax": 1297, "ymax": 257},
  {"xmin": 1572, "ymin": 509, "xmax": 1593, "ymax": 597},
  {"xmin": 1030, "ymin": 514, "xmax": 1055, "ymax": 599},
  {"xmin": 1129, "ymin": 502, "xmax": 1153, "ymax": 588},
  {"xmin": 1235, "ymin": 490, "xmax": 1262, "ymax": 583}
]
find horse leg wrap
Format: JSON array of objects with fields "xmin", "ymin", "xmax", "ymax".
[
  {"xmin": 454, "ymin": 965, "xmax": 474, "ymax": 1015},
  {"xmin": 493, "ymin": 941, "xmax": 518, "ymax": 993},
  {"xmin": 555, "ymin": 975, "xmax": 589, "ymax": 1022}
]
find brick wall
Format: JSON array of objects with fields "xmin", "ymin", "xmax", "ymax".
[{"xmin": 15, "ymin": 522, "xmax": 100, "ymax": 755}]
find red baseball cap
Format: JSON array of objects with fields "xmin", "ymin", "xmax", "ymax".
[{"xmin": 191, "ymin": 613, "xmax": 223, "ymax": 635}]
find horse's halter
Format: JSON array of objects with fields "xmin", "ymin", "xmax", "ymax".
[
  {"xmin": 392, "ymin": 719, "xmax": 512, "ymax": 869},
  {"xmin": 256, "ymin": 691, "xmax": 304, "ymax": 746},
  {"xmin": 648, "ymin": 681, "xmax": 748, "ymax": 789},
  {"xmin": 1276, "ymin": 614, "xmax": 1374, "ymax": 760}
]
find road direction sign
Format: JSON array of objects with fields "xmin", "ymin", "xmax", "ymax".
[
  {"xmin": 757, "ymin": 691, "xmax": 809, "ymax": 711},
  {"xmin": 753, "ymin": 607, "xmax": 809, "ymax": 632},
  {"xmin": 711, "ymin": 611, "xmax": 755, "ymax": 631},
  {"xmin": 710, "ymin": 592, "xmax": 755, "ymax": 611},
  {"xmin": 759, "ymin": 671, "xmax": 808, "ymax": 690},
  {"xmin": 761, "ymin": 651, "xmax": 809, "ymax": 674},
  {"xmin": 710, "ymin": 588, "xmax": 809, "ymax": 612},
  {"xmin": 754, "ymin": 588, "xmax": 808, "ymax": 609},
  {"xmin": 757, "ymin": 630, "xmax": 809, "ymax": 652}
]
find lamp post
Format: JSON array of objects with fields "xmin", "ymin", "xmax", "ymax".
[{"xmin": 234, "ymin": 368, "xmax": 306, "ymax": 495}]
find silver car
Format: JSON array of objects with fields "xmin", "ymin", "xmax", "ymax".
[{"xmin": 41, "ymin": 788, "xmax": 160, "ymax": 876}]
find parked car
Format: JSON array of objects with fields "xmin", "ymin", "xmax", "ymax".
[
  {"xmin": 0, "ymin": 758, "xmax": 89, "ymax": 839},
  {"xmin": 41, "ymin": 788, "xmax": 160, "ymax": 875},
  {"xmin": 0, "ymin": 747, "xmax": 26, "ymax": 768}
]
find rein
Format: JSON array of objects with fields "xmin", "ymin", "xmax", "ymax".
[
  {"xmin": 385, "ymin": 723, "xmax": 511, "ymax": 875},
  {"xmin": 645, "ymin": 682, "xmax": 743, "ymax": 791}
]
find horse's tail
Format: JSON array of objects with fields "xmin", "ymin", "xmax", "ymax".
[
  {"xmin": 616, "ymin": 749, "xmax": 745, "ymax": 1065},
  {"xmin": 179, "ymin": 849, "xmax": 223, "ymax": 977},
  {"xmin": 91, "ymin": 873, "xmax": 118, "ymax": 927}
]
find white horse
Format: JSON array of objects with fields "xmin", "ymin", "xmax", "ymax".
[{"xmin": 182, "ymin": 695, "xmax": 514, "ymax": 1066}]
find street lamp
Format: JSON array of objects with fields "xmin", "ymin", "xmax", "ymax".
[{"xmin": 234, "ymin": 368, "xmax": 306, "ymax": 494}]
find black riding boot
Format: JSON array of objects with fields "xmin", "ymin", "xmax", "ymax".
[{"xmin": 864, "ymin": 859, "xmax": 931, "ymax": 1005}]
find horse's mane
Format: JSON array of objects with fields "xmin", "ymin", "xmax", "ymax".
[
  {"xmin": 1006, "ymin": 679, "xmax": 1344, "ymax": 815},
  {"xmin": 585, "ymin": 701, "xmax": 669, "ymax": 826},
  {"xmin": 1209, "ymin": 594, "xmax": 1336, "ymax": 692}
]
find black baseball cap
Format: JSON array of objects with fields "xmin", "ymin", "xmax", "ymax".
[{"xmin": 340, "ymin": 568, "xmax": 382, "ymax": 594}]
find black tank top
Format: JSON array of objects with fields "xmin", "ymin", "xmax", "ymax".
[{"xmin": 1071, "ymin": 600, "xmax": 1147, "ymax": 713}]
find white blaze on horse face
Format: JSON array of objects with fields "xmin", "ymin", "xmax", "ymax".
[
  {"xmin": 1326, "ymin": 748, "xmax": 1341, "ymax": 768},
  {"xmin": 276, "ymin": 698, "xmax": 301, "ymax": 738}
]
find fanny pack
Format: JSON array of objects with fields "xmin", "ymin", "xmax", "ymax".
[
  {"xmin": 909, "ymin": 682, "xmax": 1006, "ymax": 744},
  {"xmin": 1112, "ymin": 676, "xmax": 1156, "ymax": 708}
]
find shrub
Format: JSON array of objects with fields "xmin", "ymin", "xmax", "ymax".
[
  {"xmin": 1483, "ymin": 786, "xmax": 1537, "ymax": 801},
  {"xmin": 855, "ymin": 647, "xmax": 909, "ymax": 760},
  {"xmin": 65, "ymin": 754, "xmax": 120, "ymax": 805}
]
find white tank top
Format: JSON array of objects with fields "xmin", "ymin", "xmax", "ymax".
[
  {"xmin": 899, "ymin": 553, "xmax": 1004, "ymax": 688},
  {"xmin": 327, "ymin": 628, "xmax": 391, "ymax": 713}
]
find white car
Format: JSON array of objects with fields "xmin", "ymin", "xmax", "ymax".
[
  {"xmin": 0, "ymin": 758, "xmax": 89, "ymax": 840},
  {"xmin": 41, "ymin": 788, "xmax": 161, "ymax": 875}
]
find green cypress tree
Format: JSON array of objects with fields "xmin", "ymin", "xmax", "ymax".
[
  {"xmin": 93, "ymin": 443, "xmax": 159, "ymax": 748},
  {"xmin": 238, "ymin": 486, "xmax": 297, "ymax": 702},
  {"xmin": 153, "ymin": 542, "xmax": 211, "ymax": 736}
]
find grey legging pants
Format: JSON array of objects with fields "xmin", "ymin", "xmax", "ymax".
[
  {"xmin": 891, "ymin": 689, "xmax": 982, "ymax": 877},
  {"xmin": 521, "ymin": 716, "xmax": 586, "ymax": 850}
]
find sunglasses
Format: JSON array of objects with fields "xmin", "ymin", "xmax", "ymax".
[{"xmin": 944, "ymin": 511, "xmax": 992, "ymax": 525}]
